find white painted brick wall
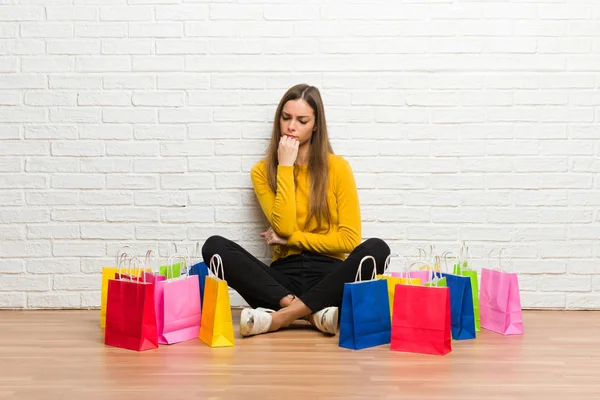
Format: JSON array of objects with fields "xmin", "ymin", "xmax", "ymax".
[{"xmin": 1, "ymin": 1, "xmax": 600, "ymax": 310}]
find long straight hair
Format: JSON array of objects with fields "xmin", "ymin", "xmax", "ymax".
[{"xmin": 265, "ymin": 84, "xmax": 334, "ymax": 232}]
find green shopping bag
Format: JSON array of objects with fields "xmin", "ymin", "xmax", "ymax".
[
  {"xmin": 159, "ymin": 243, "xmax": 188, "ymax": 278},
  {"xmin": 452, "ymin": 243, "xmax": 480, "ymax": 332},
  {"xmin": 160, "ymin": 263, "xmax": 182, "ymax": 279},
  {"xmin": 426, "ymin": 266, "xmax": 447, "ymax": 288}
]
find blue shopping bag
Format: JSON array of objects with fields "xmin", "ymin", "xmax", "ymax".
[
  {"xmin": 187, "ymin": 242, "xmax": 209, "ymax": 301},
  {"xmin": 440, "ymin": 270, "xmax": 476, "ymax": 340},
  {"xmin": 339, "ymin": 256, "xmax": 391, "ymax": 350},
  {"xmin": 189, "ymin": 261, "xmax": 209, "ymax": 301}
]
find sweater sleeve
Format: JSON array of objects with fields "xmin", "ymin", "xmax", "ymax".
[
  {"xmin": 286, "ymin": 158, "xmax": 361, "ymax": 254},
  {"xmin": 251, "ymin": 162, "xmax": 297, "ymax": 238}
]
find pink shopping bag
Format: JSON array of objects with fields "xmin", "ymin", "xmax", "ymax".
[
  {"xmin": 391, "ymin": 269, "xmax": 431, "ymax": 284},
  {"xmin": 390, "ymin": 246, "xmax": 436, "ymax": 283},
  {"xmin": 480, "ymin": 249, "xmax": 523, "ymax": 335},
  {"xmin": 152, "ymin": 253, "xmax": 202, "ymax": 344},
  {"xmin": 391, "ymin": 259, "xmax": 431, "ymax": 284}
]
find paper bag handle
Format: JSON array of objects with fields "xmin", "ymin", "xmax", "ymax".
[
  {"xmin": 459, "ymin": 241, "xmax": 470, "ymax": 271},
  {"xmin": 355, "ymin": 256, "xmax": 377, "ymax": 282},
  {"xmin": 409, "ymin": 261, "xmax": 442, "ymax": 285},
  {"xmin": 133, "ymin": 256, "xmax": 146, "ymax": 283},
  {"xmin": 116, "ymin": 255, "xmax": 146, "ymax": 283},
  {"xmin": 114, "ymin": 244, "xmax": 138, "ymax": 269},
  {"xmin": 144, "ymin": 250, "xmax": 156, "ymax": 273},
  {"xmin": 408, "ymin": 246, "xmax": 427, "ymax": 262},
  {"xmin": 193, "ymin": 241, "xmax": 203, "ymax": 263},
  {"xmin": 487, "ymin": 248, "xmax": 503, "ymax": 271},
  {"xmin": 167, "ymin": 253, "xmax": 188, "ymax": 280},
  {"xmin": 410, "ymin": 244, "xmax": 435, "ymax": 263},
  {"xmin": 209, "ymin": 254, "xmax": 225, "ymax": 281},
  {"xmin": 441, "ymin": 250, "xmax": 461, "ymax": 274},
  {"xmin": 116, "ymin": 253, "xmax": 130, "ymax": 280},
  {"xmin": 383, "ymin": 252, "xmax": 408, "ymax": 275},
  {"xmin": 499, "ymin": 248, "xmax": 514, "ymax": 273},
  {"xmin": 487, "ymin": 248, "xmax": 514, "ymax": 273},
  {"xmin": 426, "ymin": 244, "xmax": 435, "ymax": 262}
]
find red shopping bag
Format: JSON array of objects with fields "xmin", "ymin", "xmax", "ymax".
[
  {"xmin": 391, "ymin": 262, "xmax": 452, "ymax": 356},
  {"xmin": 105, "ymin": 257, "xmax": 159, "ymax": 352},
  {"xmin": 101, "ymin": 245, "xmax": 139, "ymax": 328}
]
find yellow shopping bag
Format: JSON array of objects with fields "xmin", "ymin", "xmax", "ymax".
[
  {"xmin": 377, "ymin": 276, "xmax": 421, "ymax": 318},
  {"xmin": 101, "ymin": 267, "xmax": 118, "ymax": 328},
  {"xmin": 100, "ymin": 246, "xmax": 140, "ymax": 328},
  {"xmin": 199, "ymin": 254, "xmax": 235, "ymax": 347},
  {"xmin": 377, "ymin": 253, "xmax": 420, "ymax": 318}
]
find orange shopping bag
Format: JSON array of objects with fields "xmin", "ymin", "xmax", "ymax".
[{"xmin": 199, "ymin": 254, "xmax": 234, "ymax": 347}]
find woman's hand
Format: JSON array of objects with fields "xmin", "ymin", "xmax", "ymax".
[
  {"xmin": 277, "ymin": 135, "xmax": 299, "ymax": 167},
  {"xmin": 260, "ymin": 227, "xmax": 288, "ymax": 246}
]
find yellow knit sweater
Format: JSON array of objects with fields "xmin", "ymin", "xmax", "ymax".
[{"xmin": 251, "ymin": 153, "xmax": 361, "ymax": 261}]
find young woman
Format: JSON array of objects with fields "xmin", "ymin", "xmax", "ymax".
[{"xmin": 202, "ymin": 84, "xmax": 390, "ymax": 337}]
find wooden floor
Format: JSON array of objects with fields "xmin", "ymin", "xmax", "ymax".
[{"xmin": 0, "ymin": 310, "xmax": 599, "ymax": 400}]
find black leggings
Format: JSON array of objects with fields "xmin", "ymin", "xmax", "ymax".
[{"xmin": 201, "ymin": 236, "xmax": 390, "ymax": 313}]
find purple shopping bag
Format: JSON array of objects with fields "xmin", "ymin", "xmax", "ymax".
[{"xmin": 480, "ymin": 249, "xmax": 523, "ymax": 335}]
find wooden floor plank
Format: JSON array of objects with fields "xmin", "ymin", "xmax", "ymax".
[{"xmin": 0, "ymin": 310, "xmax": 598, "ymax": 400}]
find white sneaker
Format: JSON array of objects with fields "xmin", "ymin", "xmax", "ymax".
[
  {"xmin": 309, "ymin": 306, "xmax": 339, "ymax": 335},
  {"xmin": 239, "ymin": 308, "xmax": 273, "ymax": 337}
]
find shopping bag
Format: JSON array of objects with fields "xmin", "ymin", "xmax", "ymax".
[
  {"xmin": 155, "ymin": 253, "xmax": 202, "ymax": 344},
  {"xmin": 142, "ymin": 250, "xmax": 167, "ymax": 339},
  {"xmin": 391, "ymin": 270, "xmax": 431, "ymax": 284},
  {"xmin": 104, "ymin": 257, "xmax": 159, "ymax": 351},
  {"xmin": 189, "ymin": 261, "xmax": 209, "ymax": 301},
  {"xmin": 119, "ymin": 250, "xmax": 154, "ymax": 282},
  {"xmin": 390, "ymin": 246, "xmax": 435, "ymax": 283},
  {"xmin": 480, "ymin": 248, "xmax": 524, "ymax": 335},
  {"xmin": 339, "ymin": 256, "xmax": 391, "ymax": 350},
  {"xmin": 188, "ymin": 242, "xmax": 210, "ymax": 301},
  {"xmin": 101, "ymin": 245, "xmax": 138, "ymax": 328},
  {"xmin": 391, "ymin": 266, "xmax": 452, "ymax": 356},
  {"xmin": 453, "ymin": 242, "xmax": 480, "ymax": 332},
  {"xmin": 439, "ymin": 252, "xmax": 475, "ymax": 340},
  {"xmin": 376, "ymin": 253, "xmax": 420, "ymax": 318},
  {"xmin": 199, "ymin": 254, "xmax": 235, "ymax": 347},
  {"xmin": 160, "ymin": 263, "xmax": 182, "ymax": 279}
]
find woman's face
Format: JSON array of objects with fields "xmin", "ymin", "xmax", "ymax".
[{"xmin": 279, "ymin": 99, "xmax": 316, "ymax": 146}]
